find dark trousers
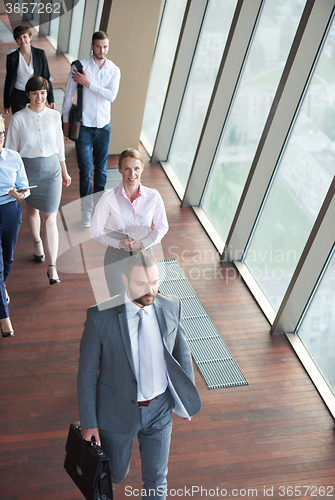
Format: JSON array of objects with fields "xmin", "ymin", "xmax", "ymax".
[
  {"xmin": 75, "ymin": 123, "xmax": 111, "ymax": 200},
  {"xmin": 104, "ymin": 246, "xmax": 153, "ymax": 297},
  {"xmin": 0, "ymin": 201, "xmax": 22, "ymax": 319},
  {"xmin": 104, "ymin": 246, "xmax": 128, "ymax": 297}
]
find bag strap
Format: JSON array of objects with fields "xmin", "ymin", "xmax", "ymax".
[
  {"xmin": 71, "ymin": 60, "xmax": 83, "ymax": 122},
  {"xmin": 76, "ymin": 84, "xmax": 83, "ymax": 122}
]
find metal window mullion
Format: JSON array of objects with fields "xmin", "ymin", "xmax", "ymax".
[
  {"xmin": 182, "ymin": 0, "xmax": 263, "ymax": 209},
  {"xmin": 223, "ymin": 0, "xmax": 334, "ymax": 263},
  {"xmin": 151, "ymin": 0, "xmax": 208, "ymax": 163},
  {"xmin": 271, "ymin": 177, "xmax": 335, "ymax": 334}
]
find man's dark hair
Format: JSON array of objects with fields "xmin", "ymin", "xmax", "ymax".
[
  {"xmin": 13, "ymin": 25, "xmax": 32, "ymax": 41},
  {"xmin": 92, "ymin": 31, "xmax": 109, "ymax": 44},
  {"xmin": 124, "ymin": 251, "xmax": 159, "ymax": 280},
  {"xmin": 25, "ymin": 76, "xmax": 49, "ymax": 94}
]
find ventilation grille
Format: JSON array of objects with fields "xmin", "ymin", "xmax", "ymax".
[{"xmin": 159, "ymin": 260, "xmax": 248, "ymax": 390}]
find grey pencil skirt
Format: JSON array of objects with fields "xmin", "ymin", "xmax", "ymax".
[{"xmin": 22, "ymin": 155, "xmax": 62, "ymax": 213}]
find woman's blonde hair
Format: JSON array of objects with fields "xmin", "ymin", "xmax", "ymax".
[{"xmin": 118, "ymin": 148, "xmax": 144, "ymax": 169}]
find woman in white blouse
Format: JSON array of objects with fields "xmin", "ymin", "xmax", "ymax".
[
  {"xmin": 6, "ymin": 76, "xmax": 71, "ymax": 285},
  {"xmin": 90, "ymin": 148, "xmax": 168, "ymax": 296}
]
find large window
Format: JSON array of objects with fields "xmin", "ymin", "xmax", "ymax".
[
  {"xmin": 244, "ymin": 17, "xmax": 335, "ymax": 310},
  {"xmin": 49, "ymin": 0, "xmax": 61, "ymax": 45},
  {"xmin": 141, "ymin": 0, "xmax": 187, "ymax": 149},
  {"xmin": 94, "ymin": 0, "xmax": 105, "ymax": 32},
  {"xmin": 68, "ymin": 0, "xmax": 86, "ymax": 59},
  {"xmin": 201, "ymin": 0, "xmax": 306, "ymax": 243},
  {"xmin": 167, "ymin": 0, "xmax": 238, "ymax": 189},
  {"xmin": 296, "ymin": 247, "xmax": 335, "ymax": 394}
]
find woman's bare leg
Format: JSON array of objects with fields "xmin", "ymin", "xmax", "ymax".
[
  {"xmin": 41, "ymin": 211, "xmax": 59, "ymax": 280},
  {"xmin": 26, "ymin": 205, "xmax": 44, "ymax": 257}
]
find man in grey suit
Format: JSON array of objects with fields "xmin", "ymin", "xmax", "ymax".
[{"xmin": 77, "ymin": 251, "xmax": 201, "ymax": 499}]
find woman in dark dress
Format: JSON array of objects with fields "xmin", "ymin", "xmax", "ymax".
[{"xmin": 4, "ymin": 25, "xmax": 54, "ymax": 115}]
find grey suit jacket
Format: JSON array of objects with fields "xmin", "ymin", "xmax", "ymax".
[{"xmin": 77, "ymin": 293, "xmax": 201, "ymax": 435}]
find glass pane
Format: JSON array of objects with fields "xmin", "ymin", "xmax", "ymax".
[
  {"xmin": 168, "ymin": 0, "xmax": 238, "ymax": 189},
  {"xmin": 50, "ymin": 0, "xmax": 61, "ymax": 43},
  {"xmin": 201, "ymin": 0, "xmax": 306, "ymax": 241},
  {"xmin": 68, "ymin": 0, "xmax": 86, "ymax": 59},
  {"xmin": 296, "ymin": 249, "xmax": 335, "ymax": 394},
  {"xmin": 245, "ymin": 17, "xmax": 335, "ymax": 310},
  {"xmin": 94, "ymin": 0, "xmax": 105, "ymax": 33},
  {"xmin": 141, "ymin": 0, "xmax": 187, "ymax": 147}
]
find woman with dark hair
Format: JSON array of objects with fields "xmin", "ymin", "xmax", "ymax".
[
  {"xmin": 4, "ymin": 25, "xmax": 54, "ymax": 115},
  {"xmin": 0, "ymin": 114, "xmax": 29, "ymax": 337},
  {"xmin": 6, "ymin": 76, "xmax": 71, "ymax": 285},
  {"xmin": 90, "ymin": 148, "xmax": 168, "ymax": 296}
]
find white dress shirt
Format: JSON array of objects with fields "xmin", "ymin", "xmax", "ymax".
[
  {"xmin": 6, "ymin": 105, "xmax": 65, "ymax": 161},
  {"xmin": 14, "ymin": 51, "xmax": 34, "ymax": 90},
  {"xmin": 62, "ymin": 55, "xmax": 121, "ymax": 128},
  {"xmin": 90, "ymin": 182, "xmax": 169, "ymax": 249},
  {"xmin": 125, "ymin": 293, "xmax": 168, "ymax": 401},
  {"xmin": 0, "ymin": 147, "xmax": 30, "ymax": 204}
]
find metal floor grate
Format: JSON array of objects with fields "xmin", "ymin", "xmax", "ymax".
[{"xmin": 159, "ymin": 260, "xmax": 248, "ymax": 390}]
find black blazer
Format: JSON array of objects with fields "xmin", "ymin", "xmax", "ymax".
[{"xmin": 4, "ymin": 46, "xmax": 54, "ymax": 109}]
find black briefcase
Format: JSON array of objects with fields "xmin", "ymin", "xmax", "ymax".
[{"xmin": 64, "ymin": 422, "xmax": 113, "ymax": 500}]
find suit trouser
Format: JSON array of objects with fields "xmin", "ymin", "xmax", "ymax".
[{"xmin": 99, "ymin": 390, "xmax": 174, "ymax": 500}]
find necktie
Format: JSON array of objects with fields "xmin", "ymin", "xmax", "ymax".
[{"xmin": 137, "ymin": 308, "xmax": 154, "ymax": 399}]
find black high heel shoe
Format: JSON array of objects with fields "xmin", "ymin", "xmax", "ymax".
[
  {"xmin": 47, "ymin": 265, "xmax": 61, "ymax": 285},
  {"xmin": 1, "ymin": 319, "xmax": 14, "ymax": 337},
  {"xmin": 1, "ymin": 326, "xmax": 14, "ymax": 337},
  {"xmin": 34, "ymin": 240, "xmax": 45, "ymax": 263}
]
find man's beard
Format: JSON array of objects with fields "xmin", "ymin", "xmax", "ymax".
[
  {"xmin": 130, "ymin": 290, "xmax": 157, "ymax": 307},
  {"xmin": 93, "ymin": 52, "xmax": 106, "ymax": 60}
]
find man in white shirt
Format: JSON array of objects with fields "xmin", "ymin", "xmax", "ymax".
[
  {"xmin": 77, "ymin": 251, "xmax": 201, "ymax": 499},
  {"xmin": 62, "ymin": 31, "xmax": 121, "ymax": 227}
]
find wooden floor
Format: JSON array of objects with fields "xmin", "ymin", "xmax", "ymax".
[{"xmin": 0, "ymin": 19, "xmax": 335, "ymax": 500}]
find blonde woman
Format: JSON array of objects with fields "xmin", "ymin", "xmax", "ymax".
[{"xmin": 90, "ymin": 148, "xmax": 168, "ymax": 296}]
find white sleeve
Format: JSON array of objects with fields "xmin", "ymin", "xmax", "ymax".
[
  {"xmin": 62, "ymin": 69, "xmax": 77, "ymax": 122},
  {"xmin": 89, "ymin": 192, "xmax": 121, "ymax": 248},
  {"xmin": 141, "ymin": 191, "xmax": 169, "ymax": 249},
  {"xmin": 5, "ymin": 117, "xmax": 20, "ymax": 153},
  {"xmin": 88, "ymin": 66, "xmax": 121, "ymax": 103},
  {"xmin": 54, "ymin": 112, "xmax": 66, "ymax": 161}
]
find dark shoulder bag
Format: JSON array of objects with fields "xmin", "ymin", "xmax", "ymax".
[{"xmin": 67, "ymin": 60, "xmax": 83, "ymax": 141}]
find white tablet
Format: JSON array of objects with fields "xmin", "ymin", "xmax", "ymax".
[{"xmin": 103, "ymin": 227, "xmax": 128, "ymax": 240}]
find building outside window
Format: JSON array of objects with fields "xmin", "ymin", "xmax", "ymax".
[{"xmin": 244, "ymin": 16, "xmax": 335, "ymax": 310}]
